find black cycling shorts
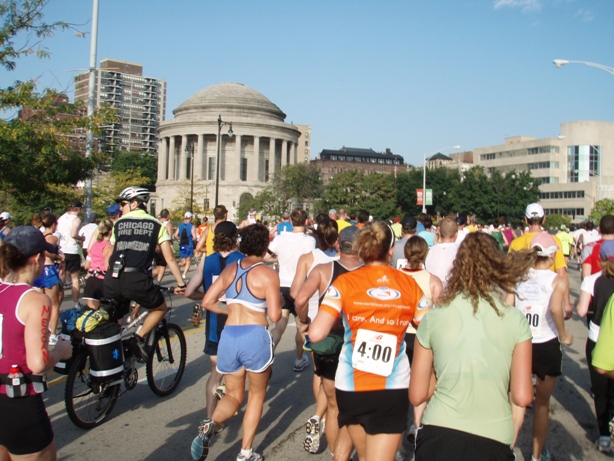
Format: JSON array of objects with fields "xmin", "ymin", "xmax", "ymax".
[
  {"xmin": 313, "ymin": 352, "xmax": 340, "ymax": 381},
  {"xmin": 64, "ymin": 253, "xmax": 82, "ymax": 273},
  {"xmin": 104, "ymin": 270, "xmax": 164, "ymax": 310},
  {"xmin": 0, "ymin": 394, "xmax": 54, "ymax": 455}
]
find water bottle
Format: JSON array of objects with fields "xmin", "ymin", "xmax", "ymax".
[{"xmin": 6, "ymin": 364, "xmax": 27, "ymax": 398}]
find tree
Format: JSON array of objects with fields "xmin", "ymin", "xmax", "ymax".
[
  {"xmin": 0, "ymin": 1, "xmax": 116, "ymax": 223},
  {"xmin": 590, "ymin": 199, "xmax": 614, "ymax": 224},
  {"xmin": 110, "ymin": 151, "xmax": 157, "ymax": 186}
]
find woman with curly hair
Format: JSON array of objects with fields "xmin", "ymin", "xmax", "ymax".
[
  {"xmin": 410, "ymin": 232, "xmax": 534, "ymax": 461},
  {"xmin": 191, "ymin": 224, "xmax": 281, "ymax": 461},
  {"xmin": 307, "ymin": 220, "xmax": 423, "ymax": 461}
]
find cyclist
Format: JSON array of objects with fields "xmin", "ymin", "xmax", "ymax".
[{"xmin": 103, "ymin": 186, "xmax": 186, "ymax": 360}]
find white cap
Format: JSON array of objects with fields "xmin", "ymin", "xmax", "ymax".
[
  {"xmin": 184, "ymin": 212, "xmax": 193, "ymax": 219},
  {"xmin": 0, "ymin": 212, "xmax": 13, "ymax": 220},
  {"xmin": 530, "ymin": 232, "xmax": 559, "ymax": 257},
  {"xmin": 525, "ymin": 203, "xmax": 544, "ymax": 219}
]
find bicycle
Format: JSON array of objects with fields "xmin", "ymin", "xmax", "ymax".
[{"xmin": 63, "ymin": 286, "xmax": 187, "ymax": 429}]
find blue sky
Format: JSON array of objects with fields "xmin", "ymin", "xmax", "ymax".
[{"xmin": 4, "ymin": 0, "xmax": 613, "ymax": 166}]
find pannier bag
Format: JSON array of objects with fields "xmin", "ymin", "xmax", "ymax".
[{"xmin": 84, "ymin": 322, "xmax": 124, "ymax": 383}]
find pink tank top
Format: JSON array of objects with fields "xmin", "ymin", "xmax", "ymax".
[
  {"xmin": 90, "ymin": 241, "xmax": 111, "ymax": 278},
  {"xmin": 0, "ymin": 283, "xmax": 37, "ymax": 395}
]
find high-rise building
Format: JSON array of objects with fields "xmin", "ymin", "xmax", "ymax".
[
  {"xmin": 74, "ymin": 58, "xmax": 166, "ymax": 154},
  {"xmin": 294, "ymin": 124, "xmax": 311, "ymax": 163}
]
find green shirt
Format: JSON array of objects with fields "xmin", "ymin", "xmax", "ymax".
[
  {"xmin": 556, "ymin": 231, "xmax": 574, "ymax": 256},
  {"xmin": 417, "ymin": 295, "xmax": 532, "ymax": 445}
]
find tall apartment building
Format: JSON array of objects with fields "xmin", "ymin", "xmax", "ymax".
[
  {"xmin": 474, "ymin": 121, "xmax": 614, "ymax": 220},
  {"xmin": 74, "ymin": 58, "xmax": 166, "ymax": 155},
  {"xmin": 294, "ymin": 124, "xmax": 311, "ymax": 162}
]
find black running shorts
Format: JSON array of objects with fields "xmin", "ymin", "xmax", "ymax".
[
  {"xmin": 0, "ymin": 394, "xmax": 54, "ymax": 455},
  {"xmin": 532, "ymin": 337, "xmax": 562, "ymax": 381},
  {"xmin": 415, "ymin": 425, "xmax": 515, "ymax": 461},
  {"xmin": 104, "ymin": 270, "xmax": 164, "ymax": 310},
  {"xmin": 313, "ymin": 352, "xmax": 340, "ymax": 380},
  {"xmin": 64, "ymin": 253, "xmax": 82, "ymax": 273},
  {"xmin": 336, "ymin": 388, "xmax": 408, "ymax": 434}
]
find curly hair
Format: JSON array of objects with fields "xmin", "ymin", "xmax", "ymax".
[
  {"xmin": 404, "ymin": 236, "xmax": 428, "ymax": 270},
  {"xmin": 213, "ymin": 232, "xmax": 238, "ymax": 253},
  {"xmin": 239, "ymin": 224, "xmax": 270, "ymax": 257},
  {"xmin": 314, "ymin": 217, "xmax": 338, "ymax": 252},
  {"xmin": 354, "ymin": 220, "xmax": 394, "ymax": 264},
  {"xmin": 441, "ymin": 232, "xmax": 534, "ymax": 315}
]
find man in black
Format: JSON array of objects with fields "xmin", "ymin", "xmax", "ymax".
[{"xmin": 104, "ymin": 186, "xmax": 185, "ymax": 359}]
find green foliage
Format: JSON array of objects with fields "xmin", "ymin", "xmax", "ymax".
[
  {"xmin": 110, "ymin": 151, "xmax": 157, "ymax": 186},
  {"xmin": 543, "ymin": 213, "xmax": 572, "ymax": 230},
  {"xmin": 590, "ymin": 199, "xmax": 614, "ymax": 224},
  {"xmin": 320, "ymin": 170, "xmax": 398, "ymax": 219},
  {"xmin": 91, "ymin": 170, "xmax": 151, "ymax": 217}
]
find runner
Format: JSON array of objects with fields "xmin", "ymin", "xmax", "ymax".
[
  {"xmin": 82, "ymin": 219, "xmax": 113, "ymax": 310},
  {"xmin": 174, "ymin": 212, "xmax": 197, "ymax": 281},
  {"xmin": 507, "ymin": 233, "xmax": 572, "ymax": 460},
  {"xmin": 308, "ymin": 221, "xmax": 423, "ymax": 461},
  {"xmin": 57, "ymin": 199, "xmax": 85, "ymax": 308},
  {"xmin": 191, "ymin": 224, "xmax": 281, "ymax": 461},
  {"xmin": 0, "ymin": 211, "xmax": 13, "ymax": 245},
  {"xmin": 411, "ymin": 232, "xmax": 534, "ymax": 461}
]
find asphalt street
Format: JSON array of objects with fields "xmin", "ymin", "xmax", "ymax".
[{"xmin": 44, "ymin": 261, "xmax": 614, "ymax": 461}]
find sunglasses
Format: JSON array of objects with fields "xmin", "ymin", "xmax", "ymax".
[{"xmin": 120, "ymin": 201, "xmax": 129, "ymax": 207}]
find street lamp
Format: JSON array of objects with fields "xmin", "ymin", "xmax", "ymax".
[
  {"xmin": 553, "ymin": 59, "xmax": 614, "ymax": 76},
  {"xmin": 422, "ymin": 145, "xmax": 461, "ymax": 213},
  {"xmin": 184, "ymin": 143, "xmax": 195, "ymax": 213},
  {"xmin": 215, "ymin": 114, "xmax": 234, "ymax": 207}
]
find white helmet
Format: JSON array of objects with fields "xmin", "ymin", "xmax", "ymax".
[{"xmin": 115, "ymin": 186, "xmax": 150, "ymax": 204}]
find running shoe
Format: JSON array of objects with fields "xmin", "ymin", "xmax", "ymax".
[
  {"xmin": 304, "ymin": 416, "xmax": 320, "ymax": 453},
  {"xmin": 293, "ymin": 356, "xmax": 309, "ymax": 372},
  {"xmin": 595, "ymin": 436, "xmax": 611, "ymax": 453},
  {"xmin": 236, "ymin": 451, "xmax": 262, "ymax": 461},
  {"xmin": 540, "ymin": 448, "xmax": 553, "ymax": 461},
  {"xmin": 609, "ymin": 415, "xmax": 614, "ymax": 441},
  {"xmin": 215, "ymin": 384, "xmax": 226, "ymax": 400},
  {"xmin": 191, "ymin": 418, "xmax": 216, "ymax": 460},
  {"xmin": 191, "ymin": 304, "xmax": 203, "ymax": 327},
  {"xmin": 126, "ymin": 335, "xmax": 152, "ymax": 361},
  {"xmin": 406, "ymin": 424, "xmax": 417, "ymax": 447}
]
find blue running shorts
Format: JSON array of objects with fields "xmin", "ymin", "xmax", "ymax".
[
  {"xmin": 33, "ymin": 265, "xmax": 60, "ymax": 290},
  {"xmin": 216, "ymin": 325, "xmax": 274, "ymax": 374},
  {"xmin": 179, "ymin": 244, "xmax": 194, "ymax": 259}
]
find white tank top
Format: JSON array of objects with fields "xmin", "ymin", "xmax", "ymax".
[
  {"xmin": 57, "ymin": 213, "xmax": 80, "ymax": 254},
  {"xmin": 306, "ymin": 248, "xmax": 339, "ymax": 319},
  {"xmin": 400, "ymin": 268, "xmax": 432, "ymax": 334},
  {"xmin": 515, "ymin": 268, "xmax": 558, "ymax": 343}
]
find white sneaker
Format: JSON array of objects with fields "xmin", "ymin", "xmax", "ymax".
[
  {"xmin": 293, "ymin": 356, "xmax": 309, "ymax": 372},
  {"xmin": 48, "ymin": 334, "xmax": 58, "ymax": 346},
  {"xmin": 595, "ymin": 436, "xmax": 611, "ymax": 453},
  {"xmin": 304, "ymin": 416, "xmax": 320, "ymax": 453}
]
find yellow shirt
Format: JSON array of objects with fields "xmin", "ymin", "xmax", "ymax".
[
  {"xmin": 336, "ymin": 219, "xmax": 351, "ymax": 232},
  {"xmin": 508, "ymin": 231, "xmax": 566, "ymax": 271}
]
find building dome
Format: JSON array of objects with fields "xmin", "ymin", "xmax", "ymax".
[{"xmin": 173, "ymin": 82, "xmax": 286, "ymax": 121}]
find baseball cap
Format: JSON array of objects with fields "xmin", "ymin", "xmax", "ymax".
[
  {"xmin": 338, "ymin": 225, "xmax": 359, "ymax": 250},
  {"xmin": 106, "ymin": 204, "xmax": 120, "ymax": 216},
  {"xmin": 70, "ymin": 199, "xmax": 83, "ymax": 208},
  {"xmin": 401, "ymin": 215, "xmax": 417, "ymax": 229},
  {"xmin": 89, "ymin": 212, "xmax": 99, "ymax": 221},
  {"xmin": 393, "ymin": 217, "xmax": 400, "ymax": 223},
  {"xmin": 4, "ymin": 226, "xmax": 57, "ymax": 257},
  {"xmin": 328, "ymin": 209, "xmax": 337, "ymax": 215},
  {"xmin": 525, "ymin": 203, "xmax": 544, "ymax": 219},
  {"xmin": 456, "ymin": 215, "xmax": 467, "ymax": 226},
  {"xmin": 248, "ymin": 209, "xmax": 257, "ymax": 216},
  {"xmin": 214, "ymin": 221, "xmax": 237, "ymax": 237},
  {"xmin": 184, "ymin": 211, "xmax": 194, "ymax": 219},
  {"xmin": 0, "ymin": 211, "xmax": 13, "ymax": 220},
  {"xmin": 530, "ymin": 232, "xmax": 559, "ymax": 257},
  {"xmin": 600, "ymin": 241, "xmax": 614, "ymax": 261}
]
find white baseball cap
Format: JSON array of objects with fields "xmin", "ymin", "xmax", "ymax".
[
  {"xmin": 184, "ymin": 212, "xmax": 193, "ymax": 219},
  {"xmin": 525, "ymin": 203, "xmax": 544, "ymax": 219},
  {"xmin": 0, "ymin": 212, "xmax": 13, "ymax": 220}
]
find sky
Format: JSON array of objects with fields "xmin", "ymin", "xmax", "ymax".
[{"xmin": 4, "ymin": 0, "xmax": 614, "ymax": 166}]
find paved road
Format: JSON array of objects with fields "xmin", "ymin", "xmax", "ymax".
[{"xmin": 45, "ymin": 262, "xmax": 613, "ymax": 460}]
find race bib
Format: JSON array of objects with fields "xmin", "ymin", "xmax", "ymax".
[{"xmin": 352, "ymin": 329, "xmax": 397, "ymax": 377}]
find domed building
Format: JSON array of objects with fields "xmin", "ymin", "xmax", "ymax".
[{"xmin": 155, "ymin": 82, "xmax": 300, "ymax": 218}]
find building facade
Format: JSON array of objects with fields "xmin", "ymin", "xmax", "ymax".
[
  {"xmin": 74, "ymin": 58, "xmax": 166, "ymax": 154},
  {"xmin": 311, "ymin": 147, "xmax": 405, "ymax": 185},
  {"xmin": 474, "ymin": 121, "xmax": 614, "ymax": 220},
  {"xmin": 295, "ymin": 124, "xmax": 312, "ymax": 163},
  {"xmin": 155, "ymin": 82, "xmax": 301, "ymax": 219}
]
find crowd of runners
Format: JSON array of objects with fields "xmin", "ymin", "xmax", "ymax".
[{"xmin": 2, "ymin": 192, "xmax": 614, "ymax": 461}]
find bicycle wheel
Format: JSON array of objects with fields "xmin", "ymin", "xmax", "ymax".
[
  {"xmin": 146, "ymin": 322, "xmax": 187, "ymax": 396},
  {"xmin": 64, "ymin": 350, "xmax": 120, "ymax": 429}
]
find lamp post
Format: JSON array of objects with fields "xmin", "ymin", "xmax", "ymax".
[
  {"xmin": 215, "ymin": 114, "xmax": 234, "ymax": 207},
  {"xmin": 422, "ymin": 145, "xmax": 461, "ymax": 213},
  {"xmin": 184, "ymin": 144, "xmax": 195, "ymax": 213}
]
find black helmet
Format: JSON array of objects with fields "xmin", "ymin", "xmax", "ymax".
[{"xmin": 115, "ymin": 186, "xmax": 150, "ymax": 204}]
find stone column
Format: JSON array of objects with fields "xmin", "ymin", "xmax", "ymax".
[
  {"xmin": 157, "ymin": 137, "xmax": 167, "ymax": 181},
  {"xmin": 292, "ymin": 142, "xmax": 298, "ymax": 164},
  {"xmin": 168, "ymin": 136, "xmax": 176, "ymax": 181},
  {"xmin": 253, "ymin": 136, "xmax": 260, "ymax": 182},
  {"xmin": 196, "ymin": 133, "xmax": 204, "ymax": 181},
  {"xmin": 281, "ymin": 139, "xmax": 288, "ymax": 166},
  {"xmin": 179, "ymin": 135, "xmax": 188, "ymax": 180},
  {"xmin": 234, "ymin": 135, "xmax": 242, "ymax": 180},
  {"xmin": 269, "ymin": 137, "xmax": 276, "ymax": 177}
]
